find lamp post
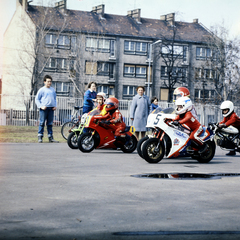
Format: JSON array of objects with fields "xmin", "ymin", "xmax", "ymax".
[{"xmin": 147, "ymin": 40, "xmax": 162, "ymax": 97}]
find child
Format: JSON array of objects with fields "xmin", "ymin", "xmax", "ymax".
[
  {"xmin": 218, "ymin": 100, "xmax": 240, "ymax": 156},
  {"xmin": 173, "ymin": 96, "xmax": 206, "ymax": 154},
  {"xmin": 173, "ymin": 87, "xmax": 198, "ymax": 119},
  {"xmin": 92, "ymin": 92, "xmax": 107, "ymax": 116},
  {"xmin": 151, "ymin": 97, "xmax": 159, "ymax": 112}
]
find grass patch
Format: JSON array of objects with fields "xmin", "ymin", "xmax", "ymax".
[{"xmin": 0, "ymin": 126, "xmax": 66, "ymax": 143}]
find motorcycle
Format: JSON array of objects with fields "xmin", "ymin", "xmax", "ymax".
[
  {"xmin": 67, "ymin": 113, "xmax": 88, "ymax": 149},
  {"xmin": 209, "ymin": 122, "xmax": 240, "ymax": 153},
  {"xmin": 139, "ymin": 107, "xmax": 216, "ymax": 163},
  {"xmin": 77, "ymin": 109, "xmax": 137, "ymax": 153}
]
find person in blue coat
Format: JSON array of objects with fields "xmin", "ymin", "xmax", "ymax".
[
  {"xmin": 151, "ymin": 97, "xmax": 159, "ymax": 112},
  {"xmin": 83, "ymin": 82, "xmax": 97, "ymax": 114},
  {"xmin": 130, "ymin": 86, "xmax": 151, "ymax": 141}
]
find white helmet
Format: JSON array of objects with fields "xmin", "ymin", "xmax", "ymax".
[
  {"xmin": 175, "ymin": 96, "xmax": 193, "ymax": 115},
  {"xmin": 97, "ymin": 92, "xmax": 106, "ymax": 101},
  {"xmin": 220, "ymin": 100, "xmax": 234, "ymax": 117}
]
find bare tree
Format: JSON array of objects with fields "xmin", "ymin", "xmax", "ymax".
[{"xmin": 154, "ymin": 24, "xmax": 188, "ymax": 102}]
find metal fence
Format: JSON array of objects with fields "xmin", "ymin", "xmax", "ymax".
[{"xmin": 0, "ymin": 94, "xmax": 239, "ymax": 127}]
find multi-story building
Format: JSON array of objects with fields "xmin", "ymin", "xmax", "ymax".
[{"xmin": 2, "ymin": 0, "xmax": 216, "ymax": 110}]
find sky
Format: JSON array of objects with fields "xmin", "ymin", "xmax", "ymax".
[{"xmin": 0, "ymin": 0, "xmax": 240, "ymax": 76}]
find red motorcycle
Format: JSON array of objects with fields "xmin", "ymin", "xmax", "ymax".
[{"xmin": 77, "ymin": 109, "xmax": 137, "ymax": 153}]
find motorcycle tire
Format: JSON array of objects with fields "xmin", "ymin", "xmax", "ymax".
[
  {"xmin": 61, "ymin": 121, "xmax": 79, "ymax": 140},
  {"xmin": 121, "ymin": 135, "xmax": 138, "ymax": 153},
  {"xmin": 67, "ymin": 131, "xmax": 80, "ymax": 149},
  {"xmin": 78, "ymin": 133, "xmax": 95, "ymax": 153},
  {"xmin": 142, "ymin": 138, "xmax": 165, "ymax": 163},
  {"xmin": 137, "ymin": 136, "xmax": 149, "ymax": 159},
  {"xmin": 194, "ymin": 140, "xmax": 216, "ymax": 163}
]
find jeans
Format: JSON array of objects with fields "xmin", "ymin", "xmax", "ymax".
[{"xmin": 38, "ymin": 107, "xmax": 54, "ymax": 137}]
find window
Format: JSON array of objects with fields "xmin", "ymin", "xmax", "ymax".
[
  {"xmin": 124, "ymin": 64, "xmax": 147, "ymax": 78},
  {"xmin": 194, "ymin": 89, "xmax": 215, "ymax": 100},
  {"xmin": 97, "ymin": 85, "xmax": 114, "ymax": 97},
  {"xmin": 86, "ymin": 38, "xmax": 114, "ymax": 54},
  {"xmin": 58, "ymin": 35, "xmax": 70, "ymax": 49},
  {"xmin": 195, "ymin": 68, "xmax": 216, "ymax": 79},
  {"xmin": 97, "ymin": 62, "xmax": 109, "ymax": 75},
  {"xmin": 52, "ymin": 82, "xmax": 73, "ymax": 96},
  {"xmin": 160, "ymin": 88, "xmax": 168, "ymax": 101},
  {"xmin": 45, "ymin": 34, "xmax": 70, "ymax": 49},
  {"xmin": 124, "ymin": 41, "xmax": 148, "ymax": 55},
  {"xmin": 45, "ymin": 58, "xmax": 68, "ymax": 71},
  {"xmin": 85, "ymin": 61, "xmax": 97, "ymax": 75},
  {"xmin": 123, "ymin": 85, "xmax": 135, "ymax": 98},
  {"xmin": 71, "ymin": 36, "xmax": 77, "ymax": 53},
  {"xmin": 196, "ymin": 47, "xmax": 212, "ymax": 60},
  {"xmin": 161, "ymin": 66, "xmax": 187, "ymax": 79}
]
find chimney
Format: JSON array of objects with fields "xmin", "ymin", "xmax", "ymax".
[
  {"xmin": 160, "ymin": 15, "xmax": 166, "ymax": 21},
  {"xmin": 127, "ymin": 9, "xmax": 141, "ymax": 23},
  {"xmin": 55, "ymin": 0, "xmax": 67, "ymax": 12},
  {"xmin": 16, "ymin": 0, "xmax": 29, "ymax": 11},
  {"xmin": 193, "ymin": 18, "xmax": 199, "ymax": 23},
  {"xmin": 166, "ymin": 13, "xmax": 175, "ymax": 26},
  {"xmin": 92, "ymin": 4, "xmax": 105, "ymax": 18}
]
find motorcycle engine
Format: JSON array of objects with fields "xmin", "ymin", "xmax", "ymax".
[{"xmin": 217, "ymin": 138, "xmax": 235, "ymax": 149}]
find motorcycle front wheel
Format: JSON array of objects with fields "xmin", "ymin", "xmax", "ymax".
[
  {"xmin": 142, "ymin": 138, "xmax": 165, "ymax": 163},
  {"xmin": 121, "ymin": 135, "xmax": 138, "ymax": 153},
  {"xmin": 194, "ymin": 140, "xmax": 216, "ymax": 163},
  {"xmin": 67, "ymin": 131, "xmax": 80, "ymax": 149},
  {"xmin": 137, "ymin": 136, "xmax": 149, "ymax": 159},
  {"xmin": 78, "ymin": 133, "xmax": 95, "ymax": 153}
]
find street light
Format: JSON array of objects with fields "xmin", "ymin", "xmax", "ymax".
[{"xmin": 147, "ymin": 39, "xmax": 162, "ymax": 97}]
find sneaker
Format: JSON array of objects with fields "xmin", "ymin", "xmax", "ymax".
[
  {"xmin": 226, "ymin": 151, "xmax": 236, "ymax": 156},
  {"xmin": 48, "ymin": 136, "xmax": 59, "ymax": 143},
  {"xmin": 198, "ymin": 144, "xmax": 207, "ymax": 154},
  {"xmin": 38, "ymin": 136, "xmax": 43, "ymax": 143}
]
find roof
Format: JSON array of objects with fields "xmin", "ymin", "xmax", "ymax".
[{"xmin": 27, "ymin": 5, "xmax": 212, "ymax": 44}]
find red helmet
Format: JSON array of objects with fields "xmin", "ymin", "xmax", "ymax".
[
  {"xmin": 173, "ymin": 87, "xmax": 190, "ymax": 102},
  {"xmin": 105, "ymin": 97, "xmax": 119, "ymax": 112}
]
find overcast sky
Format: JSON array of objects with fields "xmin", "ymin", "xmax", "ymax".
[{"xmin": 1, "ymin": 0, "xmax": 240, "ymax": 76}]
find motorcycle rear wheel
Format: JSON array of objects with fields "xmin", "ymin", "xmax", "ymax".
[
  {"xmin": 194, "ymin": 140, "xmax": 216, "ymax": 163},
  {"xmin": 67, "ymin": 131, "xmax": 80, "ymax": 149},
  {"xmin": 142, "ymin": 138, "xmax": 165, "ymax": 163},
  {"xmin": 137, "ymin": 136, "xmax": 149, "ymax": 159},
  {"xmin": 121, "ymin": 135, "xmax": 138, "ymax": 153},
  {"xmin": 78, "ymin": 133, "xmax": 95, "ymax": 153}
]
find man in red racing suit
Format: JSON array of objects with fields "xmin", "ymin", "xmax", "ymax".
[{"xmin": 219, "ymin": 100, "xmax": 240, "ymax": 155}]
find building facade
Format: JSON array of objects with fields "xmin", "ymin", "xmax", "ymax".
[{"xmin": 2, "ymin": 0, "xmax": 217, "ymax": 109}]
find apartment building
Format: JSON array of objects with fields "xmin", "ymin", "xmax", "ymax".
[{"xmin": 2, "ymin": 0, "xmax": 216, "ymax": 109}]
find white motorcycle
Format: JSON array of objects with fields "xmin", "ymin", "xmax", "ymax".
[{"xmin": 138, "ymin": 107, "xmax": 216, "ymax": 164}]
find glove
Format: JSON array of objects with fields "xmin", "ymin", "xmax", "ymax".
[
  {"xmin": 218, "ymin": 123, "xmax": 226, "ymax": 129},
  {"xmin": 172, "ymin": 120, "xmax": 179, "ymax": 126}
]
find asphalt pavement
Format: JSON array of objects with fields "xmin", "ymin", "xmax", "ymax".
[{"xmin": 1, "ymin": 143, "xmax": 240, "ymax": 240}]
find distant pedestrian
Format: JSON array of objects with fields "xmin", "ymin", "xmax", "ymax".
[
  {"xmin": 35, "ymin": 75, "xmax": 59, "ymax": 143},
  {"xmin": 83, "ymin": 82, "xmax": 97, "ymax": 114},
  {"xmin": 130, "ymin": 86, "xmax": 151, "ymax": 141},
  {"xmin": 151, "ymin": 97, "xmax": 159, "ymax": 112}
]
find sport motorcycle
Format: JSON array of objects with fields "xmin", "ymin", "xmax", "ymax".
[
  {"xmin": 139, "ymin": 107, "xmax": 216, "ymax": 163},
  {"xmin": 77, "ymin": 109, "xmax": 137, "ymax": 153},
  {"xmin": 209, "ymin": 123, "xmax": 240, "ymax": 153}
]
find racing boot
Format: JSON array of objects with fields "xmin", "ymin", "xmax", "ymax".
[
  {"xmin": 48, "ymin": 136, "xmax": 59, "ymax": 143},
  {"xmin": 226, "ymin": 151, "xmax": 236, "ymax": 156},
  {"xmin": 38, "ymin": 135, "xmax": 43, "ymax": 143},
  {"xmin": 125, "ymin": 134, "xmax": 131, "ymax": 145}
]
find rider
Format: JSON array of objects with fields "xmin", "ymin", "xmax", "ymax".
[
  {"xmin": 218, "ymin": 100, "xmax": 240, "ymax": 156},
  {"xmin": 173, "ymin": 87, "xmax": 198, "ymax": 119},
  {"xmin": 93, "ymin": 92, "xmax": 107, "ymax": 116},
  {"xmin": 94, "ymin": 97, "xmax": 130, "ymax": 141},
  {"xmin": 172, "ymin": 96, "xmax": 207, "ymax": 154}
]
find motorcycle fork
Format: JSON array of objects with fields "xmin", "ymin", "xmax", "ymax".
[{"xmin": 155, "ymin": 130, "xmax": 164, "ymax": 151}]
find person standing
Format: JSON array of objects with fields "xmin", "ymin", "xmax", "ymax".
[
  {"xmin": 35, "ymin": 75, "xmax": 59, "ymax": 143},
  {"xmin": 83, "ymin": 82, "xmax": 97, "ymax": 114},
  {"xmin": 130, "ymin": 86, "xmax": 151, "ymax": 141}
]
